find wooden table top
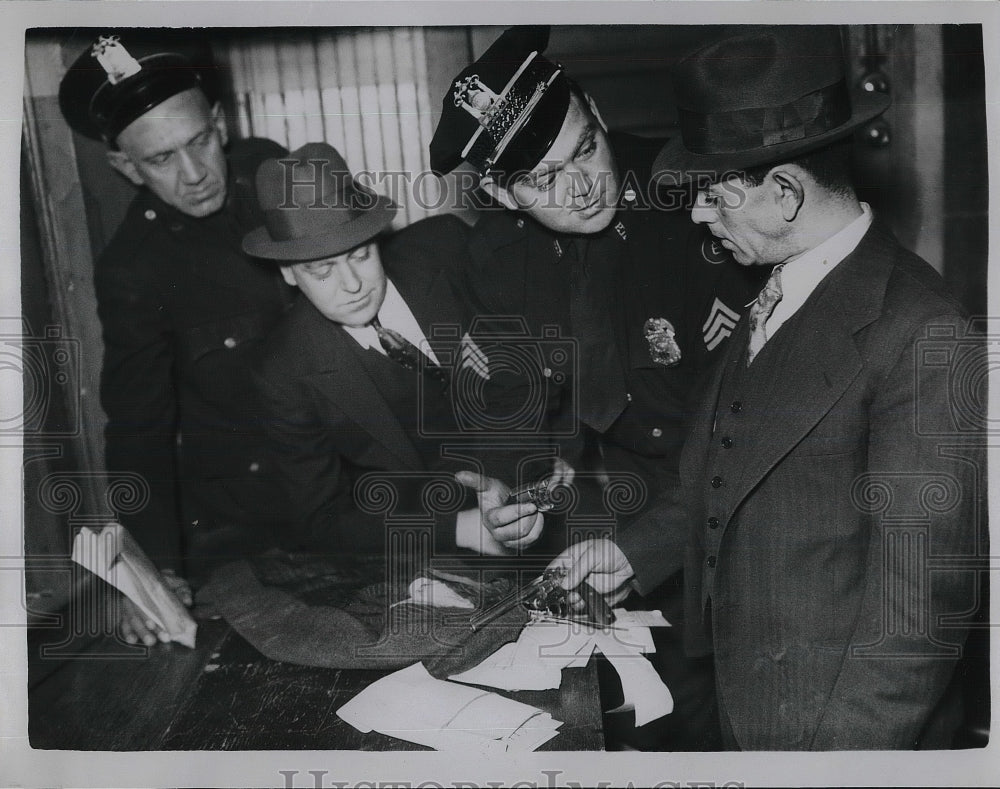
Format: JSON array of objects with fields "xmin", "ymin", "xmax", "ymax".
[{"xmin": 28, "ymin": 614, "xmax": 605, "ymax": 752}]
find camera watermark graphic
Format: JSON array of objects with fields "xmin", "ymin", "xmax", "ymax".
[
  {"xmin": 915, "ymin": 316, "xmax": 997, "ymax": 436},
  {"xmin": 420, "ymin": 318, "xmax": 578, "ymax": 438},
  {"xmin": 0, "ymin": 318, "xmax": 81, "ymax": 436}
]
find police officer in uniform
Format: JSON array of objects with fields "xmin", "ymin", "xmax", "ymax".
[
  {"xmin": 430, "ymin": 27, "xmax": 763, "ymax": 750},
  {"xmin": 59, "ymin": 31, "xmax": 293, "ymax": 646}
]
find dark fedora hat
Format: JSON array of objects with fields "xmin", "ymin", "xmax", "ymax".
[
  {"xmin": 58, "ymin": 29, "xmax": 219, "ymax": 143},
  {"xmin": 653, "ymin": 26, "xmax": 891, "ymax": 180},
  {"xmin": 242, "ymin": 142, "xmax": 398, "ymax": 262}
]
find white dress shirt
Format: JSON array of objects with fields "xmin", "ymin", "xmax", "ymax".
[
  {"xmin": 765, "ymin": 202, "xmax": 873, "ymax": 339},
  {"xmin": 342, "ymin": 278, "xmax": 440, "ymax": 365}
]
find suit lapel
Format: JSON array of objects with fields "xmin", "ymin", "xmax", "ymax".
[
  {"xmin": 300, "ymin": 305, "xmax": 423, "ymax": 471},
  {"xmin": 715, "ymin": 228, "xmax": 894, "ymax": 519},
  {"xmin": 386, "ymin": 246, "xmax": 465, "ymax": 365}
]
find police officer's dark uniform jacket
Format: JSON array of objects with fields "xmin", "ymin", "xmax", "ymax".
[
  {"xmin": 95, "ymin": 138, "xmax": 294, "ymax": 571},
  {"xmin": 462, "ymin": 132, "xmax": 763, "ymax": 505},
  {"xmin": 429, "ymin": 26, "xmax": 765, "ymax": 750}
]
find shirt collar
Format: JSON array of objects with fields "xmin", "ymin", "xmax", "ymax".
[
  {"xmin": 772, "ymin": 202, "xmax": 873, "ymax": 306},
  {"xmin": 342, "ymin": 278, "xmax": 439, "ymax": 364}
]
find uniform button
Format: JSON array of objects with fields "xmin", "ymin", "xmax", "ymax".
[
  {"xmin": 651, "ymin": 427, "xmax": 663, "ymax": 438},
  {"xmin": 249, "ymin": 462, "xmax": 260, "ymax": 473},
  {"xmin": 730, "ymin": 400, "xmax": 742, "ymax": 414},
  {"xmin": 624, "ymin": 188, "xmax": 636, "ymax": 203},
  {"xmin": 721, "ymin": 436, "xmax": 733, "ymax": 448},
  {"xmin": 223, "ymin": 337, "xmax": 237, "ymax": 349},
  {"xmin": 542, "ymin": 367, "xmax": 553, "ymax": 378},
  {"xmin": 516, "ymin": 218, "xmax": 525, "ymax": 229},
  {"xmin": 144, "ymin": 209, "xmax": 157, "ymax": 221},
  {"xmin": 707, "ymin": 517, "xmax": 719, "ymax": 529},
  {"xmin": 707, "ymin": 555, "xmax": 717, "ymax": 568},
  {"xmin": 711, "ymin": 475, "xmax": 723, "ymax": 488},
  {"xmin": 626, "ymin": 392, "xmax": 633, "ymax": 402}
]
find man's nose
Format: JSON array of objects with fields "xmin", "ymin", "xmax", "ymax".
[
  {"xmin": 691, "ymin": 192, "xmax": 716, "ymax": 225},
  {"xmin": 566, "ymin": 166, "xmax": 594, "ymax": 202},
  {"xmin": 339, "ymin": 263, "xmax": 363, "ymax": 292},
  {"xmin": 178, "ymin": 150, "xmax": 207, "ymax": 184}
]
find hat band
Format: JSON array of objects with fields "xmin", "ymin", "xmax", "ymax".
[
  {"xmin": 263, "ymin": 204, "xmax": 366, "ymax": 243},
  {"xmin": 677, "ymin": 79, "xmax": 852, "ymax": 157}
]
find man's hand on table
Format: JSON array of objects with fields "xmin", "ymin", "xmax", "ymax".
[
  {"xmin": 548, "ymin": 538, "xmax": 637, "ymax": 610},
  {"xmin": 114, "ymin": 569, "xmax": 192, "ymax": 646}
]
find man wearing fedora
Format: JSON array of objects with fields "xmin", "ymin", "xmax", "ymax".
[
  {"xmin": 429, "ymin": 25, "xmax": 765, "ymax": 752},
  {"xmin": 553, "ymin": 26, "xmax": 981, "ymax": 749},
  {"xmin": 248, "ymin": 142, "xmax": 545, "ymax": 560},
  {"xmin": 59, "ymin": 31, "xmax": 293, "ymax": 647}
]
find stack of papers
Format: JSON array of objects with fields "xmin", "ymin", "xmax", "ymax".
[
  {"xmin": 337, "ymin": 662, "xmax": 562, "ymax": 753},
  {"xmin": 450, "ymin": 608, "xmax": 673, "ymax": 726}
]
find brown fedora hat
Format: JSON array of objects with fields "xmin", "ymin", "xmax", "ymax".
[
  {"xmin": 653, "ymin": 26, "xmax": 890, "ymax": 181},
  {"xmin": 242, "ymin": 142, "xmax": 397, "ymax": 262}
]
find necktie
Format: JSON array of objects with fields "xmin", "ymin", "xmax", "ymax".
[
  {"xmin": 746, "ymin": 264, "xmax": 784, "ymax": 366},
  {"xmin": 371, "ymin": 316, "xmax": 449, "ymax": 387},
  {"xmin": 567, "ymin": 237, "xmax": 629, "ymax": 432}
]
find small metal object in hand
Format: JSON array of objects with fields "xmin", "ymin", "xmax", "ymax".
[{"xmin": 505, "ymin": 477, "xmax": 556, "ymax": 511}]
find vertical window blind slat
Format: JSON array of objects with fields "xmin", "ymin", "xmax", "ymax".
[{"xmin": 223, "ymin": 28, "xmax": 433, "ymax": 227}]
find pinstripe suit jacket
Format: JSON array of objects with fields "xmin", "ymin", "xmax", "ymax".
[{"xmin": 623, "ymin": 224, "xmax": 982, "ymax": 749}]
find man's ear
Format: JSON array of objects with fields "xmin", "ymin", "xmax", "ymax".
[
  {"xmin": 770, "ymin": 167, "xmax": 806, "ymax": 222},
  {"xmin": 106, "ymin": 149, "xmax": 145, "ymax": 187},
  {"xmin": 279, "ymin": 265, "xmax": 298, "ymax": 288},
  {"xmin": 479, "ymin": 176, "xmax": 519, "ymax": 211},
  {"xmin": 210, "ymin": 101, "xmax": 229, "ymax": 148}
]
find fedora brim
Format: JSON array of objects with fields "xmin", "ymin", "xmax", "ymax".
[
  {"xmin": 242, "ymin": 197, "xmax": 398, "ymax": 262},
  {"xmin": 652, "ymin": 88, "xmax": 891, "ymax": 185}
]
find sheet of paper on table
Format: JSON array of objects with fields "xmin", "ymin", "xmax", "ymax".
[
  {"xmin": 336, "ymin": 662, "xmax": 562, "ymax": 753},
  {"xmin": 449, "ymin": 608, "xmax": 673, "ymax": 727},
  {"xmin": 71, "ymin": 523, "xmax": 197, "ymax": 648}
]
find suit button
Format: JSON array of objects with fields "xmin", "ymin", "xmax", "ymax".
[
  {"xmin": 730, "ymin": 400, "xmax": 742, "ymax": 414},
  {"xmin": 707, "ymin": 555, "xmax": 717, "ymax": 568},
  {"xmin": 721, "ymin": 436, "xmax": 733, "ymax": 448},
  {"xmin": 711, "ymin": 476, "xmax": 723, "ymax": 488},
  {"xmin": 651, "ymin": 427, "xmax": 663, "ymax": 438},
  {"xmin": 707, "ymin": 517, "xmax": 719, "ymax": 529},
  {"xmin": 223, "ymin": 337, "xmax": 237, "ymax": 349}
]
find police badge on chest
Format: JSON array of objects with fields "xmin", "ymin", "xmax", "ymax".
[{"xmin": 644, "ymin": 317, "xmax": 681, "ymax": 367}]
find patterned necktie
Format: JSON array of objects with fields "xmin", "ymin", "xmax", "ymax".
[
  {"xmin": 371, "ymin": 315, "xmax": 449, "ymax": 387},
  {"xmin": 746, "ymin": 264, "xmax": 784, "ymax": 366}
]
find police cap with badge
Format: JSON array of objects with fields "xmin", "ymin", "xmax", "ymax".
[
  {"xmin": 59, "ymin": 29, "xmax": 219, "ymax": 143},
  {"xmin": 429, "ymin": 26, "xmax": 572, "ymax": 181}
]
